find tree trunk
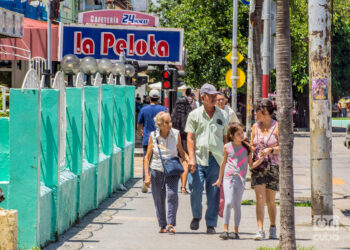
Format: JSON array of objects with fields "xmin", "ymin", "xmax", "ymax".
[
  {"xmin": 252, "ymin": 0, "xmax": 263, "ymax": 104},
  {"xmin": 276, "ymin": 0, "xmax": 296, "ymax": 249}
]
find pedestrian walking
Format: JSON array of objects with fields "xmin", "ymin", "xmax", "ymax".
[
  {"xmin": 185, "ymin": 88, "xmax": 195, "ymax": 110},
  {"xmin": 192, "ymin": 93, "xmax": 200, "ymax": 109},
  {"xmin": 250, "ymin": 98, "xmax": 279, "ymax": 240},
  {"xmin": 171, "ymin": 96, "xmax": 192, "ymax": 194},
  {"xmin": 216, "ymin": 92, "xmax": 239, "ymax": 125},
  {"xmin": 213, "ymin": 123, "xmax": 267, "ymax": 240},
  {"xmin": 137, "ymin": 90, "xmax": 167, "ymax": 193},
  {"xmin": 185, "ymin": 83, "xmax": 228, "ymax": 234},
  {"xmin": 143, "ymin": 111, "xmax": 188, "ymax": 234}
]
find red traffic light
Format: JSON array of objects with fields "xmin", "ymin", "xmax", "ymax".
[
  {"xmin": 163, "ymin": 71, "xmax": 170, "ymax": 79},
  {"xmin": 163, "ymin": 81, "xmax": 171, "ymax": 89}
]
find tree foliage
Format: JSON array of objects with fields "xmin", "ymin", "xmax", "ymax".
[
  {"xmin": 149, "ymin": 0, "xmax": 249, "ymax": 89},
  {"xmin": 149, "ymin": 0, "xmax": 350, "ymax": 98}
]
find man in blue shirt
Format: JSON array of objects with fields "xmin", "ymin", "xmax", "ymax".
[{"xmin": 137, "ymin": 89, "xmax": 167, "ymax": 193}]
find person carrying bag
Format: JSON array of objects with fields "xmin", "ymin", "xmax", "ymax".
[{"xmin": 143, "ymin": 111, "xmax": 188, "ymax": 234}]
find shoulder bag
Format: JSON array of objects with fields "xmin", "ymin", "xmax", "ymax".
[{"xmin": 155, "ymin": 133, "xmax": 184, "ymax": 177}]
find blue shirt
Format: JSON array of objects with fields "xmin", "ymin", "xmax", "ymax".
[{"xmin": 137, "ymin": 104, "xmax": 167, "ymax": 146}]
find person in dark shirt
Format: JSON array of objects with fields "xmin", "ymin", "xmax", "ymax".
[{"xmin": 137, "ymin": 89, "xmax": 167, "ymax": 193}]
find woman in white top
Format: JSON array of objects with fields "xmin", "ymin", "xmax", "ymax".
[{"xmin": 144, "ymin": 111, "xmax": 188, "ymax": 234}]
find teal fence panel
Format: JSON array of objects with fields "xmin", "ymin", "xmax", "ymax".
[
  {"xmin": 114, "ymin": 86, "xmax": 126, "ymax": 184},
  {"xmin": 124, "ymin": 86, "xmax": 135, "ymax": 181},
  {"xmin": 100, "ymin": 85, "xmax": 114, "ymax": 198},
  {"xmin": 9, "ymin": 89, "xmax": 41, "ymax": 248},
  {"xmin": 81, "ymin": 86, "xmax": 99, "ymax": 214},
  {"xmin": 96, "ymin": 85, "xmax": 112, "ymax": 204},
  {"xmin": 39, "ymin": 89, "xmax": 59, "ymax": 245},
  {"xmin": 58, "ymin": 87, "xmax": 82, "ymax": 234}
]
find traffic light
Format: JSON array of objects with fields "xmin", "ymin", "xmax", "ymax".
[{"xmin": 162, "ymin": 70, "xmax": 172, "ymax": 90}]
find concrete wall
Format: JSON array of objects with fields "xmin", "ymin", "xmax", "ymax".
[{"xmin": 0, "ymin": 85, "xmax": 135, "ymax": 249}]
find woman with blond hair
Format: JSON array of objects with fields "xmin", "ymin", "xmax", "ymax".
[{"xmin": 144, "ymin": 111, "xmax": 188, "ymax": 234}]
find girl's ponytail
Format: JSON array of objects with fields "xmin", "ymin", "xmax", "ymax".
[{"xmin": 242, "ymin": 140, "xmax": 251, "ymax": 154}]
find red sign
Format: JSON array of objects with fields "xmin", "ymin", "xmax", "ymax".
[{"xmin": 78, "ymin": 10, "xmax": 159, "ymax": 27}]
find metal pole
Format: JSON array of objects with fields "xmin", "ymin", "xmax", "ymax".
[
  {"xmin": 47, "ymin": 0, "xmax": 52, "ymax": 73},
  {"xmin": 231, "ymin": 0, "xmax": 239, "ymax": 113},
  {"xmin": 309, "ymin": 0, "xmax": 333, "ymax": 220},
  {"xmin": 262, "ymin": 0, "xmax": 270, "ymax": 98},
  {"xmin": 246, "ymin": 0, "xmax": 255, "ymax": 138},
  {"xmin": 120, "ymin": 52, "xmax": 126, "ymax": 85}
]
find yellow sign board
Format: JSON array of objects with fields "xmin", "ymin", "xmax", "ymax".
[
  {"xmin": 225, "ymin": 51, "xmax": 244, "ymax": 65},
  {"xmin": 225, "ymin": 68, "xmax": 246, "ymax": 88}
]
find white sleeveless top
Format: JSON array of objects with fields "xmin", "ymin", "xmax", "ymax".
[{"xmin": 150, "ymin": 128, "xmax": 179, "ymax": 172}]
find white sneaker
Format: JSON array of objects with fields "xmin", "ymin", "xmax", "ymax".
[
  {"xmin": 269, "ymin": 226, "xmax": 278, "ymax": 239},
  {"xmin": 253, "ymin": 230, "xmax": 265, "ymax": 240}
]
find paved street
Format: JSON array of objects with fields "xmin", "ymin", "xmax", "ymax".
[{"xmin": 44, "ymin": 134, "xmax": 350, "ymax": 250}]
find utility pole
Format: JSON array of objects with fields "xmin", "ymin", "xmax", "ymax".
[
  {"xmin": 262, "ymin": 0, "xmax": 271, "ymax": 98},
  {"xmin": 252, "ymin": 0, "xmax": 263, "ymax": 104},
  {"xmin": 47, "ymin": 0, "xmax": 52, "ymax": 74},
  {"xmin": 246, "ymin": 0, "xmax": 255, "ymax": 138},
  {"xmin": 309, "ymin": 0, "xmax": 333, "ymax": 219},
  {"xmin": 231, "ymin": 0, "xmax": 239, "ymax": 113}
]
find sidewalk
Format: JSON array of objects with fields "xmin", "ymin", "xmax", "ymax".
[
  {"xmin": 44, "ymin": 163, "xmax": 350, "ymax": 250},
  {"xmin": 44, "ymin": 135, "xmax": 350, "ymax": 249}
]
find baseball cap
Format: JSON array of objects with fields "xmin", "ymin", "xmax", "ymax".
[
  {"xmin": 149, "ymin": 89, "xmax": 160, "ymax": 98},
  {"xmin": 200, "ymin": 83, "xmax": 219, "ymax": 95}
]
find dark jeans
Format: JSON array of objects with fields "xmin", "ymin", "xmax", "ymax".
[
  {"xmin": 341, "ymin": 108, "xmax": 347, "ymax": 118},
  {"xmin": 188, "ymin": 155, "xmax": 220, "ymax": 227},
  {"xmin": 151, "ymin": 169, "xmax": 180, "ymax": 227}
]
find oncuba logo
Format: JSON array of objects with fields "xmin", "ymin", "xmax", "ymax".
[
  {"xmin": 61, "ymin": 25, "xmax": 183, "ymax": 64},
  {"xmin": 74, "ymin": 32, "xmax": 169, "ymax": 57}
]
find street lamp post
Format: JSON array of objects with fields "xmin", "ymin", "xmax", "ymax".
[
  {"xmin": 112, "ymin": 62, "xmax": 126, "ymax": 85},
  {"xmin": 61, "ymin": 54, "xmax": 80, "ymax": 86},
  {"xmin": 125, "ymin": 64, "xmax": 136, "ymax": 85},
  {"xmin": 97, "ymin": 58, "xmax": 113, "ymax": 84},
  {"xmin": 80, "ymin": 57, "xmax": 98, "ymax": 85}
]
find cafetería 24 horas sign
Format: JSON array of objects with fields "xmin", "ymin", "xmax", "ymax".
[
  {"xmin": 60, "ymin": 25, "xmax": 184, "ymax": 65},
  {"xmin": 78, "ymin": 10, "xmax": 159, "ymax": 27}
]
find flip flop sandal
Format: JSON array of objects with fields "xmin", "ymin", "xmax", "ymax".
[
  {"xmin": 181, "ymin": 187, "xmax": 189, "ymax": 195},
  {"xmin": 159, "ymin": 227, "xmax": 167, "ymax": 233},
  {"xmin": 167, "ymin": 225, "xmax": 176, "ymax": 234}
]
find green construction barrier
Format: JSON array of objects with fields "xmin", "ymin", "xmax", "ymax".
[
  {"xmin": 100, "ymin": 85, "xmax": 114, "ymax": 198},
  {"xmin": 113, "ymin": 86, "xmax": 126, "ymax": 184},
  {"xmin": 81, "ymin": 86, "xmax": 99, "ymax": 214},
  {"xmin": 124, "ymin": 86, "xmax": 135, "ymax": 181},
  {"xmin": 9, "ymin": 89, "xmax": 41, "ymax": 248},
  {"xmin": 1, "ymin": 84, "xmax": 135, "ymax": 248},
  {"xmin": 97, "ymin": 84, "xmax": 113, "ymax": 204},
  {"xmin": 39, "ymin": 89, "xmax": 59, "ymax": 245},
  {"xmin": 0, "ymin": 117, "xmax": 9, "ymax": 209},
  {"xmin": 58, "ymin": 87, "xmax": 82, "ymax": 233}
]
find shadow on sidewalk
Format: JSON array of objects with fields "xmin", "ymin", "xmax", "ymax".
[{"xmin": 44, "ymin": 178, "xmax": 142, "ymax": 249}]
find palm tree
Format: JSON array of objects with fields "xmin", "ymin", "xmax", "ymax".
[
  {"xmin": 252, "ymin": 0, "xmax": 263, "ymax": 104},
  {"xmin": 275, "ymin": 0, "xmax": 296, "ymax": 248}
]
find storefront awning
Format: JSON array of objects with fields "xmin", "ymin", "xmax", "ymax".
[{"xmin": 0, "ymin": 18, "xmax": 59, "ymax": 61}]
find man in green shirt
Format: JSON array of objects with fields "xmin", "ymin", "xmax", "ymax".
[{"xmin": 185, "ymin": 83, "xmax": 228, "ymax": 234}]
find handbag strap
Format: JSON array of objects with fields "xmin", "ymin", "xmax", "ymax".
[
  {"xmin": 257, "ymin": 121, "xmax": 276, "ymax": 148},
  {"xmin": 154, "ymin": 132, "xmax": 165, "ymax": 169}
]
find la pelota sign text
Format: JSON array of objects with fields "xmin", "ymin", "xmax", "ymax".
[{"xmin": 60, "ymin": 25, "xmax": 183, "ymax": 65}]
